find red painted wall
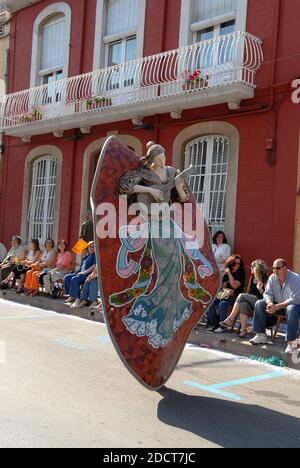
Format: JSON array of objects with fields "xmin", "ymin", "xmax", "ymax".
[{"xmin": 1, "ymin": 0, "xmax": 300, "ymax": 273}]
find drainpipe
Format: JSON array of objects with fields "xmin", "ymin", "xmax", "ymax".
[
  {"xmin": 66, "ymin": 0, "xmax": 87, "ymax": 244},
  {"xmin": 154, "ymin": 0, "xmax": 168, "ymax": 144}
]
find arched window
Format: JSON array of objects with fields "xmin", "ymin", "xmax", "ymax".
[
  {"xmin": 185, "ymin": 135, "xmax": 229, "ymax": 233},
  {"xmin": 27, "ymin": 156, "xmax": 58, "ymax": 244},
  {"xmin": 30, "ymin": 3, "xmax": 71, "ymax": 88},
  {"xmin": 39, "ymin": 15, "xmax": 65, "ymax": 86}
]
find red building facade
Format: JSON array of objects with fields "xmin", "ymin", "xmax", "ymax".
[{"xmin": 1, "ymin": 0, "xmax": 300, "ymax": 272}]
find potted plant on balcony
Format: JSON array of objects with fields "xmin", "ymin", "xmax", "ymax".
[
  {"xmin": 20, "ymin": 106, "xmax": 44, "ymax": 123},
  {"xmin": 181, "ymin": 69, "xmax": 209, "ymax": 91},
  {"xmin": 86, "ymin": 96, "xmax": 112, "ymax": 110}
]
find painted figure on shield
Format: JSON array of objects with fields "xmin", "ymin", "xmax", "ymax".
[{"xmin": 109, "ymin": 142, "xmax": 215, "ymax": 349}]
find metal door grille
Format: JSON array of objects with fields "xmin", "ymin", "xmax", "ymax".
[
  {"xmin": 27, "ymin": 156, "xmax": 58, "ymax": 243},
  {"xmin": 185, "ymin": 136, "xmax": 229, "ymax": 231}
]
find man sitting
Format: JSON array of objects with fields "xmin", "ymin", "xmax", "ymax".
[{"xmin": 250, "ymin": 259, "xmax": 300, "ymax": 354}]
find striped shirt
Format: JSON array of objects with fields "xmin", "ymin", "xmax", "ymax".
[{"xmin": 264, "ymin": 270, "xmax": 300, "ymax": 306}]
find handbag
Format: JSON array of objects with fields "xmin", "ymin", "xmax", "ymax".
[{"xmin": 216, "ymin": 288, "xmax": 236, "ymax": 301}]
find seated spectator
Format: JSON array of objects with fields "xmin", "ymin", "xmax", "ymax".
[
  {"xmin": 8, "ymin": 239, "xmax": 42, "ymax": 294},
  {"xmin": 217, "ymin": 259, "xmax": 269, "ymax": 337},
  {"xmin": 250, "ymin": 259, "xmax": 300, "ymax": 354},
  {"xmin": 64, "ymin": 241, "xmax": 96, "ymax": 307},
  {"xmin": 24, "ymin": 238, "xmax": 57, "ymax": 296},
  {"xmin": 207, "ymin": 254, "xmax": 246, "ymax": 331},
  {"xmin": 212, "ymin": 231, "xmax": 232, "ymax": 275},
  {"xmin": 0, "ymin": 242, "xmax": 7, "ymax": 263},
  {"xmin": 0, "ymin": 236, "xmax": 26, "ymax": 284},
  {"xmin": 42, "ymin": 241, "xmax": 73, "ymax": 296},
  {"xmin": 71, "ymin": 265, "xmax": 99, "ymax": 310}
]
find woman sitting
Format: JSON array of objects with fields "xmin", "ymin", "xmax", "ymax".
[
  {"xmin": 217, "ymin": 259, "xmax": 269, "ymax": 337},
  {"xmin": 207, "ymin": 254, "xmax": 246, "ymax": 331},
  {"xmin": 24, "ymin": 238, "xmax": 57, "ymax": 296},
  {"xmin": 42, "ymin": 241, "xmax": 73, "ymax": 296},
  {"xmin": 64, "ymin": 241, "xmax": 96, "ymax": 307},
  {"xmin": 71, "ymin": 265, "xmax": 99, "ymax": 311},
  {"xmin": 5, "ymin": 239, "xmax": 42, "ymax": 294}
]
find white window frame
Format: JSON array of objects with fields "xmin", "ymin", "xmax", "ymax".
[
  {"xmin": 30, "ymin": 2, "xmax": 71, "ymax": 88},
  {"xmin": 184, "ymin": 135, "xmax": 230, "ymax": 233},
  {"xmin": 179, "ymin": 0, "xmax": 248, "ymax": 48},
  {"xmin": 27, "ymin": 155, "xmax": 59, "ymax": 245},
  {"xmin": 93, "ymin": 0, "xmax": 146, "ymax": 71},
  {"xmin": 21, "ymin": 146, "xmax": 63, "ymax": 245}
]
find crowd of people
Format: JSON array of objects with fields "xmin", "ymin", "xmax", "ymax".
[
  {"xmin": 209, "ymin": 230, "xmax": 300, "ymax": 354},
  {"xmin": 0, "ymin": 227, "xmax": 299, "ymax": 353},
  {"xmin": 0, "ymin": 211, "xmax": 101, "ymax": 315}
]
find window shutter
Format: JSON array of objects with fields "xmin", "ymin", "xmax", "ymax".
[
  {"xmin": 41, "ymin": 15, "xmax": 65, "ymax": 70},
  {"xmin": 27, "ymin": 156, "xmax": 58, "ymax": 244},
  {"xmin": 107, "ymin": 0, "xmax": 138, "ymax": 35},
  {"xmin": 193, "ymin": 0, "xmax": 237, "ymax": 22}
]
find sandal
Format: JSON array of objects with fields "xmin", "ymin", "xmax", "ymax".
[
  {"xmin": 219, "ymin": 318, "xmax": 236, "ymax": 329},
  {"xmin": 239, "ymin": 329, "xmax": 248, "ymax": 338}
]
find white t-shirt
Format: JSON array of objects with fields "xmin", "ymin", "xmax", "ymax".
[
  {"xmin": 0, "ymin": 243, "xmax": 7, "ymax": 262},
  {"xmin": 213, "ymin": 243, "xmax": 232, "ymax": 273}
]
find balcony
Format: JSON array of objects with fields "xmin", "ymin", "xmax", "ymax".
[
  {"xmin": 2, "ymin": 31, "xmax": 263, "ymax": 140},
  {"xmin": 0, "ymin": 0, "xmax": 41, "ymax": 12}
]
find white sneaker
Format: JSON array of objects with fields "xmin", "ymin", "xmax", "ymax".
[
  {"xmin": 285, "ymin": 344, "xmax": 294, "ymax": 355},
  {"xmin": 214, "ymin": 327, "xmax": 226, "ymax": 334},
  {"xmin": 71, "ymin": 299, "xmax": 81, "ymax": 309},
  {"xmin": 250, "ymin": 334, "xmax": 268, "ymax": 345}
]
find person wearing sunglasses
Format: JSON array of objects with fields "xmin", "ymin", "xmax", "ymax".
[
  {"xmin": 250, "ymin": 259, "xmax": 300, "ymax": 354},
  {"xmin": 207, "ymin": 254, "xmax": 245, "ymax": 331}
]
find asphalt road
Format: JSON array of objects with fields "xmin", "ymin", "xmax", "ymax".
[{"xmin": 0, "ymin": 298, "xmax": 299, "ymax": 448}]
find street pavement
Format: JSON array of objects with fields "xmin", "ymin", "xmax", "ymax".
[{"xmin": 0, "ymin": 298, "xmax": 299, "ymax": 448}]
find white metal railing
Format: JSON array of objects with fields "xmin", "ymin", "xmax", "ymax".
[{"xmin": 2, "ymin": 31, "xmax": 263, "ymax": 130}]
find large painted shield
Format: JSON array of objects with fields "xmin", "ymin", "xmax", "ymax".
[{"xmin": 91, "ymin": 136, "xmax": 220, "ymax": 390}]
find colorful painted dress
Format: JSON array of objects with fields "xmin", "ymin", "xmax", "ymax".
[{"xmin": 109, "ymin": 166, "xmax": 214, "ymax": 349}]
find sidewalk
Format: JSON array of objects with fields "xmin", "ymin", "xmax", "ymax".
[{"xmin": 1, "ymin": 289, "xmax": 299, "ymax": 370}]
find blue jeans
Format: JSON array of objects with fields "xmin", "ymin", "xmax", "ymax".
[
  {"xmin": 253, "ymin": 299, "xmax": 300, "ymax": 342},
  {"xmin": 80, "ymin": 279, "xmax": 99, "ymax": 302},
  {"xmin": 64, "ymin": 273, "xmax": 87, "ymax": 299},
  {"xmin": 207, "ymin": 298, "xmax": 236, "ymax": 327}
]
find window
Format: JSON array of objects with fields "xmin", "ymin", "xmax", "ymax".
[
  {"xmin": 179, "ymin": 0, "xmax": 247, "ymax": 48},
  {"xmin": 104, "ymin": 0, "xmax": 138, "ymax": 92},
  {"xmin": 27, "ymin": 156, "xmax": 58, "ymax": 244},
  {"xmin": 93, "ymin": 0, "xmax": 146, "ymax": 72},
  {"xmin": 193, "ymin": 0, "xmax": 236, "ymax": 23},
  {"xmin": 185, "ymin": 136, "xmax": 229, "ymax": 232},
  {"xmin": 30, "ymin": 3, "xmax": 71, "ymax": 89},
  {"xmin": 107, "ymin": 36, "xmax": 137, "ymax": 89}
]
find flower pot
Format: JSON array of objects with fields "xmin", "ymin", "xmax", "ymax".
[{"xmin": 182, "ymin": 79, "xmax": 207, "ymax": 92}]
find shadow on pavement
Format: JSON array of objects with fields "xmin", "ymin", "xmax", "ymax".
[{"xmin": 157, "ymin": 387, "xmax": 300, "ymax": 448}]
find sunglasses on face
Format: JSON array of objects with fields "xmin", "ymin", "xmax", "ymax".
[{"xmin": 273, "ymin": 266, "xmax": 284, "ymax": 271}]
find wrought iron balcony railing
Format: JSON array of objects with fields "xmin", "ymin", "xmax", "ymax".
[{"xmin": 2, "ymin": 31, "xmax": 263, "ymax": 137}]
